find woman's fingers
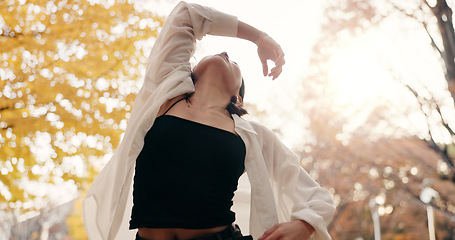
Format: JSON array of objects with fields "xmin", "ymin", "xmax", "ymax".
[
  {"xmin": 269, "ymin": 67, "xmax": 282, "ymax": 80},
  {"xmin": 269, "ymin": 53, "xmax": 284, "ymax": 80},
  {"xmin": 275, "ymin": 53, "xmax": 285, "ymax": 67},
  {"xmin": 269, "ymin": 50, "xmax": 284, "ymax": 79},
  {"xmin": 262, "ymin": 62, "xmax": 282, "ymax": 80},
  {"xmin": 261, "ymin": 59, "xmax": 269, "ymax": 77},
  {"xmin": 256, "ymin": 34, "xmax": 285, "ymax": 79},
  {"xmin": 258, "ymin": 223, "xmax": 280, "ymax": 240},
  {"xmin": 262, "ymin": 227, "xmax": 283, "ymax": 240},
  {"xmin": 258, "ymin": 221, "xmax": 314, "ymax": 240}
]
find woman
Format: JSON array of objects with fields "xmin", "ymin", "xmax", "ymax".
[{"xmin": 83, "ymin": 2, "xmax": 335, "ymax": 240}]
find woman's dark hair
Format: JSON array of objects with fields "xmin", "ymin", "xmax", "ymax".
[{"xmin": 189, "ymin": 72, "xmax": 248, "ymax": 116}]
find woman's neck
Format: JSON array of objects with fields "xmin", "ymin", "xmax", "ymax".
[{"xmin": 190, "ymin": 76, "xmax": 231, "ymax": 110}]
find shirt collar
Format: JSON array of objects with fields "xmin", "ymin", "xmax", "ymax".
[{"xmin": 232, "ymin": 114, "xmax": 258, "ymax": 135}]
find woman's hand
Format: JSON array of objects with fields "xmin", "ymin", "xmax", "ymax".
[
  {"xmin": 258, "ymin": 220, "xmax": 315, "ymax": 240},
  {"xmin": 237, "ymin": 21, "xmax": 285, "ymax": 80},
  {"xmin": 255, "ymin": 34, "xmax": 285, "ymax": 80}
]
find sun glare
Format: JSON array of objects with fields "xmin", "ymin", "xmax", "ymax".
[{"xmin": 328, "ymin": 44, "xmax": 395, "ymax": 107}]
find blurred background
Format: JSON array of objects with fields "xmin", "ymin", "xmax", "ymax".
[{"xmin": 1, "ymin": 0, "xmax": 455, "ymax": 239}]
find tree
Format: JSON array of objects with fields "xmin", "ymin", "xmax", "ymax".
[
  {"xmin": 312, "ymin": 0, "xmax": 455, "ymax": 179},
  {"xmin": 0, "ymin": 0, "xmax": 163, "ymax": 215},
  {"xmin": 298, "ymin": 0, "xmax": 455, "ymax": 238},
  {"xmin": 295, "ymin": 95, "xmax": 455, "ymax": 238},
  {"xmin": 66, "ymin": 190, "xmax": 87, "ymax": 240}
]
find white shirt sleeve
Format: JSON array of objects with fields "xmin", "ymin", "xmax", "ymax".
[
  {"xmin": 142, "ymin": 1, "xmax": 238, "ymax": 90},
  {"xmin": 260, "ymin": 125, "xmax": 336, "ymax": 239}
]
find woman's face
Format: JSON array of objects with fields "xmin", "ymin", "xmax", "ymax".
[{"xmin": 193, "ymin": 52, "xmax": 242, "ymax": 96}]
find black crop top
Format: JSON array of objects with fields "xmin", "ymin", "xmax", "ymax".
[{"xmin": 129, "ymin": 112, "xmax": 246, "ymax": 229}]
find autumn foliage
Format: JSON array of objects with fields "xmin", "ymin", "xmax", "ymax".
[{"xmin": 0, "ymin": 0, "xmax": 162, "ymax": 214}]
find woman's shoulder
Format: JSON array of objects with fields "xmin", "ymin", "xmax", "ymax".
[{"xmin": 157, "ymin": 94, "xmax": 187, "ymax": 116}]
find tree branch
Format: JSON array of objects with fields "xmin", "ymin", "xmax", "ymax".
[
  {"xmin": 390, "ymin": 1, "xmax": 444, "ymax": 56},
  {"xmin": 422, "ymin": 21, "xmax": 444, "ymax": 56},
  {"xmin": 0, "ymin": 106, "xmax": 12, "ymax": 112},
  {"xmin": 433, "ymin": 100, "xmax": 455, "ymax": 136},
  {"xmin": 404, "ymin": 84, "xmax": 455, "ymax": 167}
]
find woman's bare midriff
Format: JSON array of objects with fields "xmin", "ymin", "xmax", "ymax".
[{"xmin": 138, "ymin": 225, "xmax": 229, "ymax": 240}]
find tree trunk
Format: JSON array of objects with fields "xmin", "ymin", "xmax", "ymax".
[{"xmin": 431, "ymin": 0, "xmax": 455, "ymax": 103}]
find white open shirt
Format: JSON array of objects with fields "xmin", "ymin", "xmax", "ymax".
[{"xmin": 83, "ymin": 1, "xmax": 335, "ymax": 240}]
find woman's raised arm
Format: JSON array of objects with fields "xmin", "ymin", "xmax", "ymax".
[
  {"xmin": 237, "ymin": 21, "xmax": 285, "ymax": 80},
  {"xmin": 143, "ymin": 1, "xmax": 285, "ymax": 92},
  {"xmin": 141, "ymin": 1, "xmax": 238, "ymax": 90}
]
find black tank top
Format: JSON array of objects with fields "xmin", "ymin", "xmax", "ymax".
[{"xmin": 129, "ymin": 99, "xmax": 246, "ymax": 229}]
